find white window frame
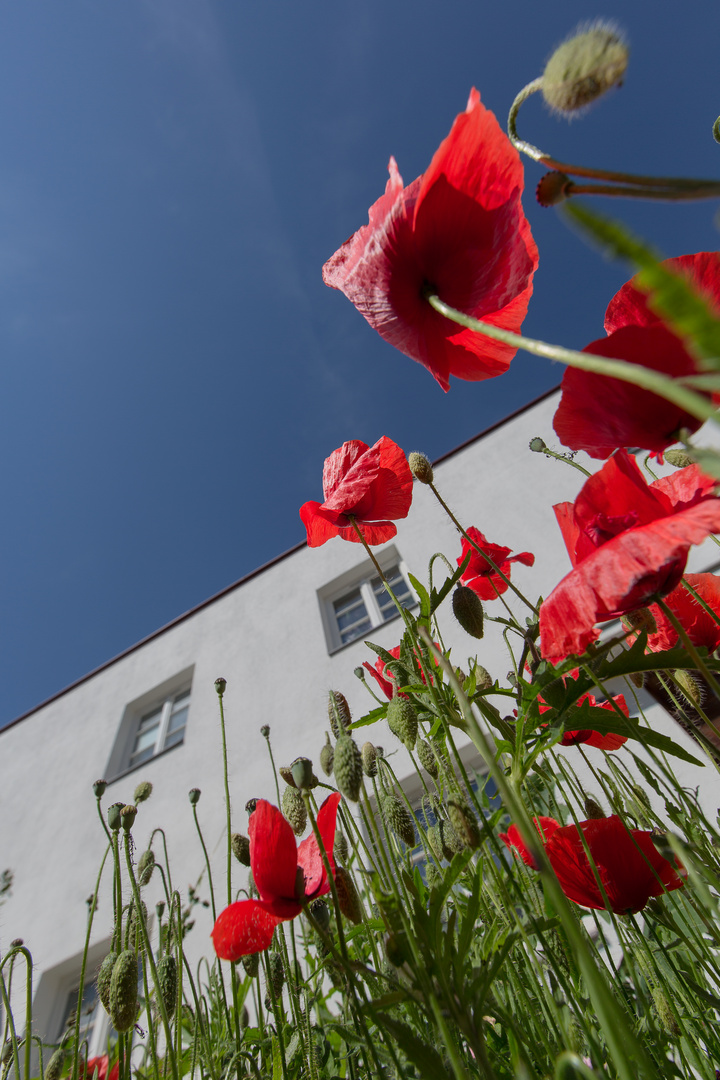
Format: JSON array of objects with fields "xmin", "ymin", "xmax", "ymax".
[
  {"xmin": 317, "ymin": 546, "xmax": 417, "ymax": 654},
  {"xmin": 104, "ymin": 667, "xmax": 194, "ymax": 781}
]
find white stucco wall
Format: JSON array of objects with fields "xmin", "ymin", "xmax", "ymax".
[{"xmin": 2, "ymin": 388, "xmax": 718, "ymax": 1049}]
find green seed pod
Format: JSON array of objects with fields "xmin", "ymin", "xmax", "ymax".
[
  {"xmin": 188, "ymin": 787, "xmax": 201, "ymax": 805},
  {"xmin": 452, "ymin": 585, "xmax": 485, "ymax": 639},
  {"xmin": 653, "ymin": 988, "xmax": 680, "ymax": 1035},
  {"xmin": 267, "ymin": 951, "xmax": 285, "ymax": 1000},
  {"xmin": 133, "ymin": 781, "xmax": 153, "ymax": 804},
  {"xmin": 109, "ymin": 949, "xmax": 139, "ymax": 1032},
  {"xmin": 45, "ymin": 1048, "xmax": 67, "ymax": 1080},
  {"xmin": 382, "ymin": 794, "xmax": 416, "ymax": 847},
  {"xmin": 120, "ymin": 805, "xmax": 137, "ymax": 832},
  {"xmin": 407, "ymin": 452, "xmax": 433, "ymax": 484},
  {"xmin": 334, "ymin": 735, "xmax": 363, "ymax": 802},
  {"xmin": 333, "ymin": 832, "xmax": 349, "ymax": 862},
  {"xmin": 320, "ymin": 732, "xmax": 334, "ymax": 776},
  {"xmin": 241, "ymin": 952, "xmax": 260, "ymax": 978},
  {"xmin": 107, "ymin": 802, "xmax": 124, "ymax": 831},
  {"xmin": 417, "ymin": 739, "xmax": 438, "ymax": 779},
  {"xmin": 290, "ymin": 756, "xmax": 317, "ymax": 790},
  {"xmin": 529, "ymin": 437, "xmax": 547, "ymax": 453},
  {"xmin": 663, "ymin": 448, "xmax": 694, "ymax": 469},
  {"xmin": 583, "ymin": 796, "xmax": 606, "ymax": 820},
  {"xmin": 93, "ymin": 779, "xmax": 108, "ymax": 799},
  {"xmin": 542, "ymin": 22, "xmax": 629, "ymax": 115},
  {"xmin": 309, "ymin": 898, "xmax": 330, "ymax": 933},
  {"xmin": 386, "ymin": 697, "xmax": 418, "ymax": 751},
  {"xmin": 536, "ymin": 171, "xmax": 572, "ymax": 208},
  {"xmin": 440, "ymin": 817, "xmax": 464, "ymax": 858},
  {"xmin": 137, "ymin": 849, "xmax": 155, "ymax": 886},
  {"xmin": 334, "ymin": 866, "xmax": 363, "ymax": 924},
  {"xmin": 231, "ymin": 833, "xmax": 251, "ymax": 866},
  {"xmin": 447, "ymin": 799, "xmax": 480, "ymax": 850},
  {"xmin": 361, "ymin": 741, "xmax": 377, "ymax": 777},
  {"xmin": 426, "ymin": 824, "xmax": 444, "ymax": 862},
  {"xmin": 215, "ymin": 677, "xmax": 227, "ymax": 696},
  {"xmin": 328, "ymin": 690, "xmax": 352, "ymax": 738},
  {"xmin": 157, "ymin": 953, "xmax": 177, "ymax": 1019},
  {"xmin": 282, "ymin": 786, "xmax": 307, "ymax": 836},
  {"xmin": 96, "ymin": 952, "xmax": 118, "ymax": 1013}
]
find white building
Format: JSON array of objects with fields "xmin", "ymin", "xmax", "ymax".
[{"xmin": 2, "ymin": 387, "xmax": 717, "ymax": 1058}]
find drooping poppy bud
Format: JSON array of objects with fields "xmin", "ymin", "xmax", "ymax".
[
  {"xmin": 241, "ymin": 952, "xmax": 260, "ymax": 978},
  {"xmin": 416, "ymin": 739, "xmax": 439, "ymax": 779},
  {"xmin": 361, "ymin": 742, "xmax": 378, "ymax": 777},
  {"xmin": 542, "ymin": 22, "xmax": 629, "ymax": 114},
  {"xmin": 267, "ymin": 951, "xmax": 285, "ymax": 1000},
  {"xmin": 447, "ymin": 799, "xmax": 481, "ymax": 850},
  {"xmin": 96, "ymin": 953, "xmax": 117, "ymax": 1013},
  {"xmin": 334, "ymin": 832, "xmax": 349, "ymax": 862},
  {"xmin": 282, "ymin": 786, "xmax": 307, "ymax": 836},
  {"xmin": 109, "ymin": 950, "xmax": 139, "ymax": 1032},
  {"xmin": 320, "ymin": 733, "xmax": 334, "ymax": 777},
  {"xmin": 231, "ymin": 833, "xmax": 251, "ymax": 866},
  {"xmin": 408, "ymin": 452, "xmax": 434, "ymax": 484},
  {"xmin": 583, "ymin": 796, "xmax": 606, "ymax": 820},
  {"xmin": 382, "ymin": 794, "xmax": 416, "ymax": 847},
  {"xmin": 134, "ymin": 781, "xmax": 153, "ymax": 804},
  {"xmin": 663, "ymin": 449, "xmax": 694, "ymax": 469},
  {"xmin": 334, "ymin": 867, "xmax": 363, "ymax": 924},
  {"xmin": 157, "ymin": 954, "xmax": 177, "ymax": 1018},
  {"xmin": 45, "ymin": 1048, "xmax": 67, "ymax": 1080},
  {"xmin": 334, "ymin": 736, "xmax": 363, "ymax": 801},
  {"xmin": 137, "ymin": 849, "xmax": 155, "ymax": 886},
  {"xmin": 387, "ymin": 697, "xmax": 418, "ymax": 751},
  {"xmin": 328, "ymin": 690, "xmax": 352, "ymax": 738},
  {"xmin": 452, "ymin": 585, "xmax": 485, "ymax": 639},
  {"xmin": 309, "ymin": 898, "xmax": 331, "ymax": 932}
]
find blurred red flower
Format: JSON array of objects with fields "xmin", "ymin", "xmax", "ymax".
[
  {"xmin": 300, "ymin": 437, "xmax": 412, "ymax": 547},
  {"xmin": 212, "ymin": 794, "xmax": 341, "ymax": 960},
  {"xmin": 540, "ymin": 451, "xmax": 720, "ymax": 661},
  {"xmin": 545, "ymin": 815, "xmax": 685, "ymax": 914},
  {"xmin": 322, "ymin": 89, "xmax": 538, "ymax": 391},
  {"xmin": 553, "ymin": 252, "xmax": 720, "ymax": 458},
  {"xmin": 457, "ymin": 526, "xmax": 535, "ymax": 600},
  {"xmin": 78, "ymin": 1059, "xmax": 118, "ymax": 1080},
  {"xmin": 636, "ymin": 572, "xmax": 720, "ymax": 653},
  {"xmin": 500, "ymin": 816, "xmax": 561, "ymax": 869},
  {"xmin": 539, "ymin": 692, "xmax": 629, "ymax": 751}
]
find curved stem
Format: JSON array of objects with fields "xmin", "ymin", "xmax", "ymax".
[
  {"xmin": 426, "ymin": 293, "xmax": 719, "ymax": 427},
  {"xmin": 565, "ymin": 181, "xmax": 720, "ymax": 201}
]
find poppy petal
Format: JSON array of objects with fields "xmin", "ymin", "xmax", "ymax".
[
  {"xmin": 298, "ymin": 792, "xmax": 342, "ymax": 898},
  {"xmin": 249, "ymin": 800, "xmax": 299, "ymax": 904},
  {"xmin": 211, "ymin": 899, "xmax": 287, "ymax": 961}
]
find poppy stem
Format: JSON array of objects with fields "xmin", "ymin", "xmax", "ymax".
[
  {"xmin": 426, "ymin": 293, "xmax": 719, "ymax": 428},
  {"xmin": 508, "ymin": 78, "xmax": 720, "ymax": 195}
]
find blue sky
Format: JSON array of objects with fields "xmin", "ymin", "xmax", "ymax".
[{"xmin": 1, "ymin": 0, "xmax": 719, "ymax": 726}]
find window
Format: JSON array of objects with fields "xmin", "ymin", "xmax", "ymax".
[
  {"xmin": 104, "ymin": 667, "xmax": 194, "ymax": 781},
  {"xmin": 319, "ymin": 547, "xmax": 416, "ymax": 653}
]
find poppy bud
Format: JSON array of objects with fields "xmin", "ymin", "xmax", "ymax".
[
  {"xmin": 536, "ymin": 172, "xmax": 571, "ymax": 207},
  {"xmin": 334, "ymin": 866, "xmax": 363, "ymax": 924},
  {"xmin": 623, "ymin": 608, "xmax": 658, "ymax": 634},
  {"xmin": 231, "ymin": 833, "xmax": 251, "ymax": 866},
  {"xmin": 328, "ymin": 690, "xmax": 352, "ymax": 738},
  {"xmin": 120, "ymin": 805, "xmax": 137, "ymax": 831},
  {"xmin": 134, "ymin": 781, "xmax": 152, "ymax": 804},
  {"xmin": 156, "ymin": 901, "xmax": 165, "ymax": 920},
  {"xmin": 215, "ymin": 677, "xmax": 227, "ymax": 696},
  {"xmin": 361, "ymin": 742, "xmax": 378, "ymax": 777},
  {"xmin": 653, "ymin": 988, "xmax": 680, "ymax": 1035},
  {"xmin": 382, "ymin": 794, "xmax": 416, "ymax": 847},
  {"xmin": 282, "ymin": 786, "xmax": 307, "ymax": 836},
  {"xmin": 663, "ymin": 449, "xmax": 694, "ymax": 469},
  {"xmin": 96, "ymin": 952, "xmax": 117, "ymax": 1012},
  {"xmin": 674, "ymin": 669, "xmax": 704, "ymax": 708},
  {"xmin": 583, "ymin": 796, "xmax": 606, "ymax": 820},
  {"xmin": 267, "ymin": 951, "xmax": 285, "ymax": 1000},
  {"xmin": 9, "ymin": 939, "xmax": 23, "ymax": 948},
  {"xmin": 452, "ymin": 585, "xmax": 485, "ymax": 639},
  {"xmin": 320, "ymin": 733, "xmax": 334, "ymax": 776},
  {"xmin": 416, "ymin": 739, "xmax": 439, "ymax": 779},
  {"xmin": 157, "ymin": 954, "xmax": 177, "ymax": 1018},
  {"xmin": 241, "ymin": 952, "xmax": 260, "ymax": 978},
  {"xmin": 354, "ymin": 666, "xmax": 365, "ymax": 680},
  {"xmin": 447, "ymin": 799, "xmax": 480, "ymax": 849},
  {"xmin": 109, "ymin": 949, "xmax": 139, "ymax": 1032},
  {"xmin": 188, "ymin": 788, "xmax": 201, "ymax": 805},
  {"xmin": 45, "ymin": 1048, "xmax": 67, "ymax": 1080},
  {"xmin": 1, "ymin": 1042, "xmax": 14, "ymax": 1067},
  {"xmin": 425, "ymin": 863, "xmax": 441, "ymax": 888},
  {"xmin": 93, "ymin": 779, "xmax": 108, "ymax": 799},
  {"xmin": 107, "ymin": 802, "xmax": 124, "ymax": 832},
  {"xmin": 137, "ymin": 849, "xmax": 155, "ymax": 886},
  {"xmin": 440, "ymin": 817, "xmax": 464, "ymax": 858},
  {"xmin": 529, "ymin": 437, "xmax": 547, "ymax": 452},
  {"xmin": 334, "ymin": 735, "xmax": 363, "ymax": 801},
  {"xmin": 334, "ymin": 832, "xmax": 349, "ymax": 862},
  {"xmin": 290, "ymin": 756, "xmax": 317, "ymax": 790},
  {"xmin": 386, "ymin": 697, "xmax": 418, "ymax": 751},
  {"xmin": 426, "ymin": 824, "xmax": 444, "ymax": 862},
  {"xmin": 408, "ymin": 452, "xmax": 434, "ymax": 484},
  {"xmin": 542, "ymin": 22, "xmax": 629, "ymax": 115},
  {"xmin": 384, "ymin": 931, "xmax": 410, "ymax": 967},
  {"xmin": 309, "ymin": 898, "xmax": 330, "ymax": 932},
  {"xmin": 240, "ymin": 1005, "xmax": 249, "ymax": 1029}
]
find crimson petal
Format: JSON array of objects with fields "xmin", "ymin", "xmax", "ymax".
[
  {"xmin": 298, "ymin": 792, "xmax": 341, "ymax": 898},
  {"xmin": 249, "ymin": 800, "xmax": 299, "ymax": 904},
  {"xmin": 211, "ymin": 899, "xmax": 288, "ymax": 961}
]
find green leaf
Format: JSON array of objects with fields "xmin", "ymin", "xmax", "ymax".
[
  {"xmin": 271, "ymin": 1035, "xmax": 283, "ymax": 1080},
  {"xmin": 351, "ymin": 706, "xmax": 386, "ymax": 730},
  {"xmin": 564, "ymin": 202, "xmax": 720, "ymax": 366},
  {"xmin": 371, "ymin": 1015, "xmax": 449, "ymax": 1080},
  {"xmin": 429, "ymin": 552, "xmax": 470, "ymax": 614},
  {"xmin": 408, "ymin": 573, "xmax": 431, "ymax": 621}
]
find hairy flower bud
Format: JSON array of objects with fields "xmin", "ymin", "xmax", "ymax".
[
  {"xmin": 334, "ymin": 735, "xmax": 363, "ymax": 801},
  {"xmin": 440, "ymin": 817, "xmax": 464, "ymax": 858},
  {"xmin": 386, "ymin": 697, "xmax": 418, "ymax": 751},
  {"xmin": 156, "ymin": 901, "xmax": 165, "ymax": 920},
  {"xmin": 188, "ymin": 787, "xmax": 201, "ymax": 805},
  {"xmin": 320, "ymin": 732, "xmax": 334, "ymax": 776},
  {"xmin": 447, "ymin": 799, "xmax": 481, "ymax": 849},
  {"xmin": 93, "ymin": 779, "xmax": 108, "ymax": 799},
  {"xmin": 653, "ymin": 988, "xmax": 680, "ymax": 1035},
  {"xmin": 133, "ymin": 781, "xmax": 153, "ymax": 804},
  {"xmin": 109, "ymin": 949, "xmax": 139, "ymax": 1032},
  {"xmin": 137, "ymin": 849, "xmax": 155, "ymax": 886},
  {"xmin": 408, "ymin": 452, "xmax": 434, "ymax": 484},
  {"xmin": 361, "ymin": 742, "xmax": 378, "ymax": 777},
  {"xmin": 328, "ymin": 690, "xmax": 352, "ymax": 738},
  {"xmin": 157, "ymin": 954, "xmax": 177, "ymax": 1018},
  {"xmin": 542, "ymin": 22, "xmax": 629, "ymax": 114},
  {"xmin": 382, "ymin": 794, "xmax": 416, "ymax": 847},
  {"xmin": 241, "ymin": 952, "xmax": 260, "ymax": 978},
  {"xmin": 96, "ymin": 952, "xmax": 117, "ymax": 1013},
  {"xmin": 231, "ymin": 833, "xmax": 251, "ymax": 866},
  {"xmin": 452, "ymin": 585, "xmax": 485, "ymax": 639},
  {"xmin": 45, "ymin": 1048, "xmax": 67, "ymax": 1080},
  {"xmin": 334, "ymin": 832, "xmax": 349, "ymax": 863},
  {"xmin": 416, "ymin": 739, "xmax": 439, "ymax": 779},
  {"xmin": 663, "ymin": 448, "xmax": 694, "ymax": 469},
  {"xmin": 426, "ymin": 824, "xmax": 444, "ymax": 862},
  {"xmin": 623, "ymin": 608, "xmax": 658, "ymax": 635},
  {"xmin": 334, "ymin": 866, "xmax": 363, "ymax": 924},
  {"xmin": 583, "ymin": 796, "xmax": 606, "ymax": 820},
  {"xmin": 282, "ymin": 786, "xmax": 307, "ymax": 836},
  {"xmin": 674, "ymin": 669, "xmax": 704, "ymax": 709},
  {"xmin": 309, "ymin": 898, "xmax": 331, "ymax": 932},
  {"xmin": 267, "ymin": 951, "xmax": 285, "ymax": 1000}
]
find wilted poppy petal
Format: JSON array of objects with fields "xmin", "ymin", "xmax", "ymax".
[
  {"xmin": 297, "ymin": 792, "xmax": 342, "ymax": 898},
  {"xmin": 211, "ymin": 899, "xmax": 286, "ymax": 961},
  {"xmin": 249, "ymin": 800, "xmax": 299, "ymax": 904}
]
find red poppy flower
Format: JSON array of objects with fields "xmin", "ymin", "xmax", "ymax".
[
  {"xmin": 553, "ymin": 253, "xmax": 720, "ymax": 458},
  {"xmin": 457, "ymin": 526, "xmax": 535, "ymax": 601},
  {"xmin": 363, "ymin": 643, "xmax": 438, "ymax": 700},
  {"xmin": 78, "ymin": 1059, "xmax": 119, "ymax": 1080},
  {"xmin": 212, "ymin": 793, "xmax": 341, "ymax": 960},
  {"xmin": 540, "ymin": 450, "xmax": 720, "ymax": 662},
  {"xmin": 322, "ymin": 89, "xmax": 538, "ymax": 392},
  {"xmin": 500, "ymin": 816, "xmax": 561, "ymax": 869},
  {"xmin": 300, "ymin": 437, "xmax": 413, "ymax": 547},
  {"xmin": 539, "ymin": 692, "xmax": 629, "ymax": 750},
  {"xmin": 545, "ymin": 815, "xmax": 685, "ymax": 914},
  {"xmin": 637, "ymin": 573, "xmax": 720, "ymax": 653}
]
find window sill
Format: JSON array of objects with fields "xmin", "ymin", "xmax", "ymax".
[
  {"xmin": 327, "ymin": 602, "xmax": 418, "ymax": 656},
  {"xmin": 104, "ymin": 738, "xmax": 184, "ymax": 788}
]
